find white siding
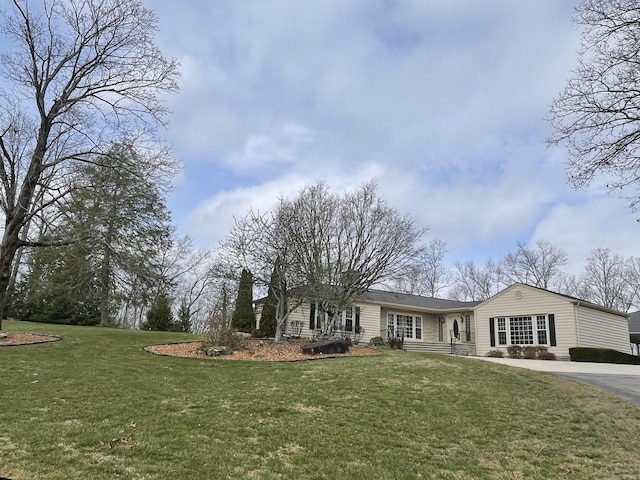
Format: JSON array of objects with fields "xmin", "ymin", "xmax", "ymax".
[
  {"xmin": 279, "ymin": 301, "xmax": 381, "ymax": 344},
  {"xmin": 358, "ymin": 303, "xmax": 381, "ymax": 344},
  {"xmin": 474, "ymin": 284, "xmax": 576, "ymax": 358},
  {"xmin": 575, "ymin": 305, "xmax": 630, "ymax": 354}
]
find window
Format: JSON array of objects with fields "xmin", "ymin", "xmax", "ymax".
[
  {"xmin": 492, "ymin": 314, "xmax": 552, "ymax": 347},
  {"xmin": 465, "ymin": 315, "xmax": 471, "ymax": 342},
  {"xmin": 509, "ymin": 316, "xmax": 534, "ymax": 345},
  {"xmin": 497, "ymin": 317, "xmax": 507, "ymax": 345},
  {"xmin": 536, "ymin": 315, "xmax": 547, "ymax": 345},
  {"xmin": 345, "ymin": 308, "xmax": 353, "ymax": 332},
  {"xmin": 387, "ymin": 313, "xmax": 395, "ymax": 337},
  {"xmin": 388, "ymin": 313, "xmax": 422, "ymax": 340},
  {"xmin": 438, "ymin": 317, "xmax": 444, "ymax": 342}
]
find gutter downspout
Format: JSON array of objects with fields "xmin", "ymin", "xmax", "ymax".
[{"xmin": 573, "ymin": 301, "xmax": 580, "ymax": 348}]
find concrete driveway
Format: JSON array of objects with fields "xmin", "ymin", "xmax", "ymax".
[{"xmin": 471, "ymin": 357, "xmax": 640, "ymax": 407}]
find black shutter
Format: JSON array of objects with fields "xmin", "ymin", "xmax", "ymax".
[
  {"xmin": 489, "ymin": 317, "xmax": 495, "ymax": 347},
  {"xmin": 309, "ymin": 303, "xmax": 315, "ymax": 330},
  {"xmin": 548, "ymin": 314, "xmax": 556, "ymax": 346},
  {"xmin": 355, "ymin": 307, "xmax": 361, "ymax": 333}
]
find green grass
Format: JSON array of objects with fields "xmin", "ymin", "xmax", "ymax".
[{"xmin": 2, "ymin": 320, "xmax": 640, "ymax": 479}]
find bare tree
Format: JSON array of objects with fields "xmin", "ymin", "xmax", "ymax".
[
  {"xmin": 448, "ymin": 259, "xmax": 503, "ymax": 302},
  {"xmin": 0, "ymin": 0, "xmax": 179, "ymax": 327},
  {"xmin": 625, "ymin": 256, "xmax": 640, "ymax": 311},
  {"xmin": 550, "ymin": 271, "xmax": 589, "ymax": 299},
  {"xmin": 221, "ymin": 181, "xmax": 425, "ymax": 340},
  {"xmin": 502, "ymin": 240, "xmax": 568, "ymax": 289},
  {"xmin": 387, "ymin": 238, "xmax": 453, "ymax": 297},
  {"xmin": 581, "ymin": 247, "xmax": 632, "ymax": 311},
  {"xmin": 221, "ymin": 209, "xmax": 303, "ymax": 342},
  {"xmin": 548, "ymin": 0, "xmax": 640, "ymax": 210}
]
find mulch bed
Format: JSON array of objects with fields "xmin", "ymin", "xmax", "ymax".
[
  {"xmin": 0, "ymin": 332, "xmax": 61, "ymax": 347},
  {"xmin": 144, "ymin": 338, "xmax": 380, "ymax": 362}
]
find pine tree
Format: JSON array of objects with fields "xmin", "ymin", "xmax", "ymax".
[
  {"xmin": 175, "ymin": 298, "xmax": 191, "ymax": 333},
  {"xmin": 258, "ymin": 267, "xmax": 279, "ymax": 338},
  {"xmin": 142, "ymin": 293, "xmax": 174, "ymax": 331},
  {"xmin": 231, "ymin": 269, "xmax": 255, "ymax": 333}
]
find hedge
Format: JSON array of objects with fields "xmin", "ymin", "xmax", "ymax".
[{"xmin": 569, "ymin": 347, "xmax": 640, "ymax": 365}]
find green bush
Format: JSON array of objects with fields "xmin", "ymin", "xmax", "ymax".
[
  {"xmin": 142, "ymin": 293, "xmax": 174, "ymax": 331},
  {"xmin": 506, "ymin": 345, "xmax": 523, "ymax": 359},
  {"xmin": 486, "ymin": 350, "xmax": 504, "ymax": 358},
  {"xmin": 569, "ymin": 347, "xmax": 640, "ymax": 365},
  {"xmin": 231, "ymin": 269, "xmax": 255, "ymax": 333},
  {"xmin": 370, "ymin": 336, "xmax": 385, "ymax": 346}
]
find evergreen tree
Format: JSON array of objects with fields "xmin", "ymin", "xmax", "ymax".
[
  {"xmin": 142, "ymin": 293, "xmax": 174, "ymax": 331},
  {"xmin": 17, "ymin": 142, "xmax": 176, "ymax": 328},
  {"xmin": 175, "ymin": 298, "xmax": 191, "ymax": 333},
  {"xmin": 17, "ymin": 239, "xmax": 101, "ymax": 326},
  {"xmin": 231, "ymin": 269, "xmax": 255, "ymax": 333},
  {"xmin": 258, "ymin": 267, "xmax": 279, "ymax": 338}
]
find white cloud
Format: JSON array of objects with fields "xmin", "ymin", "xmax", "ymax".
[{"xmin": 151, "ymin": 0, "xmax": 640, "ymax": 280}]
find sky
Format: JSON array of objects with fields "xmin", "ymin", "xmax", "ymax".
[
  {"xmin": 31, "ymin": 1, "xmax": 640, "ymax": 275},
  {"xmin": 147, "ymin": 0, "xmax": 640, "ymax": 276}
]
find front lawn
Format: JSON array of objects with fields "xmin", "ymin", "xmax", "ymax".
[{"xmin": 1, "ymin": 320, "xmax": 639, "ymax": 479}]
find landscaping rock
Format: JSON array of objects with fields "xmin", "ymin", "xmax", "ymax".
[
  {"xmin": 301, "ymin": 339, "xmax": 349, "ymax": 355},
  {"xmin": 0, "ymin": 332, "xmax": 7, "ymax": 339},
  {"xmin": 202, "ymin": 346, "xmax": 232, "ymax": 357}
]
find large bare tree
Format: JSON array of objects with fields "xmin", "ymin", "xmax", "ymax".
[
  {"xmin": 448, "ymin": 259, "xmax": 503, "ymax": 302},
  {"xmin": 387, "ymin": 238, "xmax": 453, "ymax": 297},
  {"xmin": 502, "ymin": 240, "xmax": 568, "ymax": 289},
  {"xmin": 0, "ymin": 0, "xmax": 178, "ymax": 327},
  {"xmin": 222, "ymin": 181, "xmax": 425, "ymax": 341},
  {"xmin": 581, "ymin": 247, "xmax": 633, "ymax": 312},
  {"xmin": 548, "ymin": 0, "xmax": 640, "ymax": 210}
]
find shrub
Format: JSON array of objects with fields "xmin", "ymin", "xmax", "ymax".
[
  {"xmin": 523, "ymin": 346, "xmax": 538, "ymax": 359},
  {"xmin": 569, "ymin": 347, "xmax": 640, "ymax": 365},
  {"xmin": 142, "ymin": 293, "xmax": 174, "ymax": 331},
  {"xmin": 486, "ymin": 350, "xmax": 504, "ymax": 358},
  {"xmin": 506, "ymin": 345, "xmax": 523, "ymax": 359},
  {"xmin": 387, "ymin": 337, "xmax": 400, "ymax": 349},
  {"xmin": 231, "ymin": 269, "xmax": 255, "ymax": 333},
  {"xmin": 203, "ymin": 313, "xmax": 247, "ymax": 351},
  {"xmin": 370, "ymin": 336, "xmax": 385, "ymax": 346},
  {"xmin": 538, "ymin": 351, "xmax": 557, "ymax": 360},
  {"xmin": 250, "ymin": 328, "xmax": 263, "ymax": 338}
]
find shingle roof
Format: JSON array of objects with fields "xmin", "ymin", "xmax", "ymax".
[{"xmin": 359, "ymin": 289, "xmax": 480, "ymax": 311}]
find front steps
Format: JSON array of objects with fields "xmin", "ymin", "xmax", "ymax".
[{"xmin": 403, "ymin": 341, "xmax": 476, "ymax": 356}]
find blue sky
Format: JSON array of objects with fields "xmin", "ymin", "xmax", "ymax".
[
  {"xmin": 146, "ymin": 0, "xmax": 640, "ymax": 275},
  {"xmin": 8, "ymin": 1, "xmax": 639, "ymax": 275}
]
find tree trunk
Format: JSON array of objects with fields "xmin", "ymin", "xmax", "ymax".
[
  {"xmin": 99, "ymin": 250, "xmax": 112, "ymax": 326},
  {"xmin": 0, "ymin": 216, "xmax": 27, "ymax": 329}
]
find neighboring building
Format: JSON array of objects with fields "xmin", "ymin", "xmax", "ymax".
[
  {"xmin": 256, "ymin": 283, "xmax": 631, "ymax": 359},
  {"xmin": 629, "ymin": 311, "xmax": 640, "ymax": 355}
]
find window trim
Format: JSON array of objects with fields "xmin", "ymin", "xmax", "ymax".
[
  {"xmin": 388, "ymin": 312, "xmax": 422, "ymax": 340},
  {"xmin": 494, "ymin": 314, "xmax": 552, "ymax": 347}
]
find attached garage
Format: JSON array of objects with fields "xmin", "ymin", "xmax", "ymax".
[{"xmin": 474, "ymin": 283, "xmax": 630, "ymax": 359}]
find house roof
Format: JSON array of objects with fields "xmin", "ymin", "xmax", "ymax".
[
  {"xmin": 481, "ymin": 283, "xmax": 629, "ymax": 318},
  {"xmin": 359, "ymin": 289, "xmax": 480, "ymax": 311},
  {"xmin": 629, "ymin": 311, "xmax": 640, "ymax": 334}
]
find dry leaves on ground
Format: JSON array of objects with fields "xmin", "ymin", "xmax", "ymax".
[
  {"xmin": 145, "ymin": 339, "xmax": 380, "ymax": 362},
  {"xmin": 0, "ymin": 332, "xmax": 60, "ymax": 346}
]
